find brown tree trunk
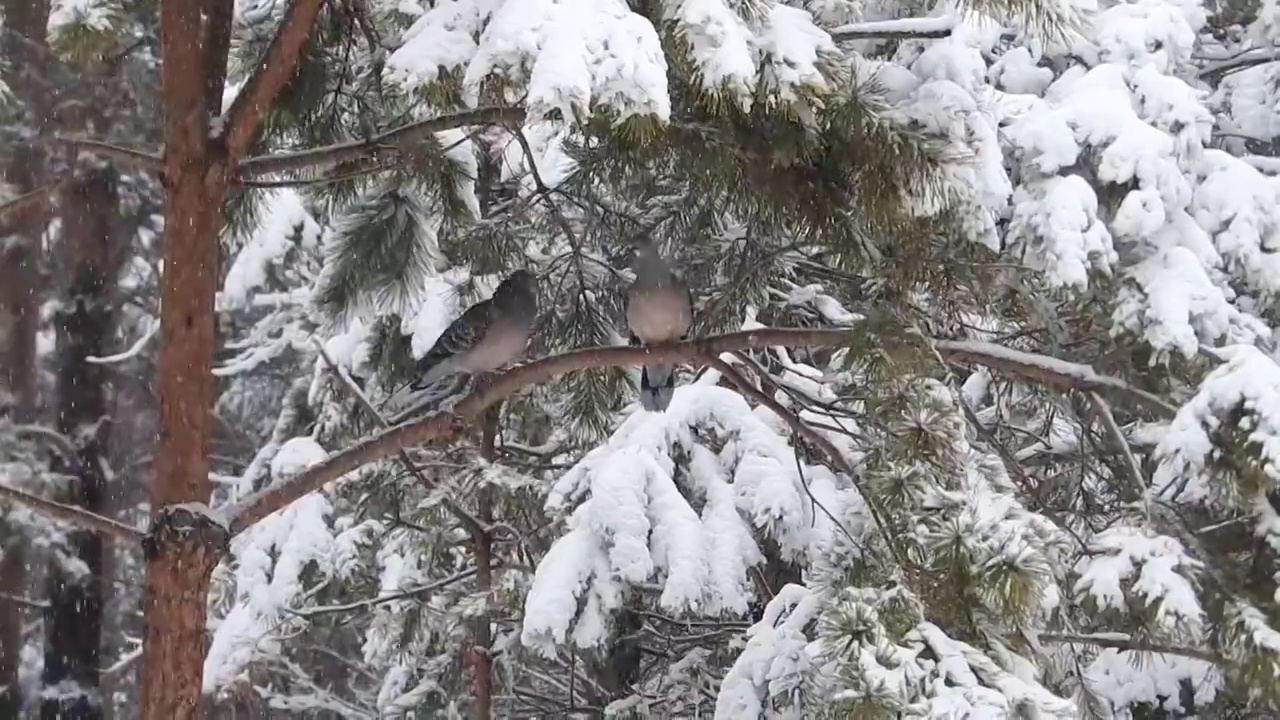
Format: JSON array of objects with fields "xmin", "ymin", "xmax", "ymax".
[
  {"xmin": 139, "ymin": 2, "xmax": 231, "ymax": 717},
  {"xmin": 41, "ymin": 165, "xmax": 121, "ymax": 720},
  {"xmin": 0, "ymin": 227, "xmax": 39, "ymax": 716},
  {"xmin": 0, "ymin": 1, "xmax": 51, "ymax": 709}
]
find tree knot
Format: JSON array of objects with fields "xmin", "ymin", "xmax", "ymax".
[{"xmin": 142, "ymin": 503, "xmax": 231, "ymax": 561}]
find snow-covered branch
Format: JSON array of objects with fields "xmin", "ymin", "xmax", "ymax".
[
  {"xmin": 0, "ymin": 481, "xmax": 145, "ymax": 542},
  {"xmin": 223, "ymin": 328, "xmax": 1171, "ymax": 537},
  {"xmin": 828, "ymin": 15, "xmax": 958, "ymax": 42},
  {"xmin": 291, "ymin": 567, "xmax": 479, "ymax": 617},
  {"xmin": 87, "ymin": 318, "xmax": 159, "ymax": 364}
]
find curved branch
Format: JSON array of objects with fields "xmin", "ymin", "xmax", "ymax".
[{"xmin": 222, "ymin": 328, "xmax": 1171, "ymax": 537}]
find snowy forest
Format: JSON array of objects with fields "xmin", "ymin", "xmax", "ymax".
[{"xmin": 4, "ymin": 0, "xmax": 1280, "ymax": 717}]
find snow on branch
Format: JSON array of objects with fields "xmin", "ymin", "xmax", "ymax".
[
  {"xmin": 222, "ymin": 328, "xmax": 1172, "ymax": 537},
  {"xmin": 0, "ymin": 480, "xmax": 145, "ymax": 542},
  {"xmin": 828, "ymin": 15, "xmax": 958, "ymax": 42},
  {"xmin": 56, "ymin": 136, "xmax": 164, "ymax": 173},
  {"xmin": 87, "ymin": 318, "xmax": 159, "ymax": 364},
  {"xmin": 219, "ymin": 0, "xmax": 328, "ymax": 160}
]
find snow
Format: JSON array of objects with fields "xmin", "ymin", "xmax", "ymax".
[
  {"xmin": 521, "ymin": 384, "xmax": 860, "ymax": 655},
  {"xmin": 1153, "ymin": 344, "xmax": 1280, "ymax": 504},
  {"xmin": 389, "ymin": 0, "xmax": 671, "ymax": 122},
  {"xmin": 1074, "ymin": 526, "xmax": 1204, "ymax": 633},
  {"xmin": 221, "ymin": 189, "xmax": 322, "ymax": 311},
  {"xmin": 47, "ymin": 0, "xmax": 117, "ymax": 36},
  {"xmin": 1086, "ymin": 648, "xmax": 1220, "ymax": 714},
  {"xmin": 269, "ymin": 437, "xmax": 330, "ymax": 480},
  {"xmin": 204, "ymin": 490, "xmax": 336, "ymax": 693},
  {"xmin": 715, "ymin": 584, "xmax": 822, "ymax": 719}
]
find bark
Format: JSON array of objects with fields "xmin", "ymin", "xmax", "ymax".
[
  {"xmin": 141, "ymin": 1, "xmax": 323, "ymax": 715},
  {"xmin": 0, "ymin": 202, "xmax": 39, "ymax": 718},
  {"xmin": 469, "ymin": 407, "xmax": 499, "ymax": 720},
  {"xmin": 40, "ymin": 166, "xmax": 121, "ymax": 720},
  {"xmin": 0, "ymin": 2, "xmax": 50, "ymax": 710}
]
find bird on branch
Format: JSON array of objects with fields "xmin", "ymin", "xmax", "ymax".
[
  {"xmin": 383, "ymin": 269, "xmax": 539, "ymax": 422},
  {"xmin": 624, "ymin": 241, "xmax": 693, "ymax": 412}
]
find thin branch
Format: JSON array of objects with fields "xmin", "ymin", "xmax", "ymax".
[
  {"xmin": 86, "ymin": 318, "xmax": 158, "ymax": 364},
  {"xmin": 56, "ymin": 136, "xmax": 164, "ymax": 172},
  {"xmin": 0, "ymin": 179, "xmax": 66, "ymax": 227},
  {"xmin": 1038, "ymin": 632, "xmax": 1220, "ymax": 665},
  {"xmin": 0, "ymin": 592, "xmax": 48, "ymax": 610},
  {"xmin": 220, "ymin": 0, "xmax": 328, "ymax": 159},
  {"xmin": 101, "ymin": 646, "xmax": 143, "ymax": 679},
  {"xmin": 291, "ymin": 567, "xmax": 478, "ymax": 616},
  {"xmin": 0, "ymin": 482, "xmax": 145, "ymax": 542},
  {"xmin": 239, "ymin": 106, "xmax": 526, "ymax": 177},
  {"xmin": 1086, "ymin": 391, "xmax": 1148, "ymax": 504},
  {"xmin": 310, "ymin": 337, "xmax": 489, "ymax": 537},
  {"xmin": 222, "ymin": 328, "xmax": 1173, "ymax": 536}
]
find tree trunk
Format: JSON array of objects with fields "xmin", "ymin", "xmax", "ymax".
[
  {"xmin": 0, "ymin": 231, "xmax": 38, "ymax": 717},
  {"xmin": 40, "ymin": 165, "xmax": 121, "ymax": 720},
  {"xmin": 139, "ymin": 3, "xmax": 232, "ymax": 717},
  {"xmin": 0, "ymin": 1, "xmax": 51, "ymax": 711}
]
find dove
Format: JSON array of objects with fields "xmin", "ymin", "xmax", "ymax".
[
  {"xmin": 411, "ymin": 269, "xmax": 539, "ymax": 390},
  {"xmin": 382, "ymin": 270, "xmax": 538, "ymax": 421},
  {"xmin": 624, "ymin": 242, "xmax": 693, "ymax": 412}
]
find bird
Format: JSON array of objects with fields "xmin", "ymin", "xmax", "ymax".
[
  {"xmin": 383, "ymin": 269, "xmax": 539, "ymax": 419},
  {"xmin": 624, "ymin": 241, "xmax": 693, "ymax": 412}
]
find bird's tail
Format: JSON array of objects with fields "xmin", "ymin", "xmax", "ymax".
[{"xmin": 639, "ymin": 364, "xmax": 676, "ymax": 412}]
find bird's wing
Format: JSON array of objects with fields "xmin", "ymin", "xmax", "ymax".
[{"xmin": 411, "ymin": 299, "xmax": 494, "ymax": 388}]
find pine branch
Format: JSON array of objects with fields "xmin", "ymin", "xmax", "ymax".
[
  {"xmin": 0, "ymin": 482, "xmax": 145, "ymax": 542},
  {"xmin": 238, "ymin": 106, "xmax": 526, "ymax": 177},
  {"xmin": 222, "ymin": 328, "xmax": 1170, "ymax": 536},
  {"xmin": 219, "ymin": 0, "xmax": 328, "ymax": 159}
]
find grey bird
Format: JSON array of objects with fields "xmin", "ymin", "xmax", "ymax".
[
  {"xmin": 411, "ymin": 269, "xmax": 539, "ymax": 390},
  {"xmin": 624, "ymin": 242, "xmax": 693, "ymax": 412},
  {"xmin": 382, "ymin": 270, "xmax": 539, "ymax": 421}
]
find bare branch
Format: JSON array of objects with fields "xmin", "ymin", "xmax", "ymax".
[
  {"xmin": 0, "ymin": 482, "xmax": 145, "ymax": 542},
  {"xmin": 0, "ymin": 180, "xmax": 66, "ymax": 228},
  {"xmin": 56, "ymin": 136, "xmax": 164, "ymax": 172},
  {"xmin": 239, "ymin": 106, "xmax": 526, "ymax": 178},
  {"xmin": 220, "ymin": 0, "xmax": 328, "ymax": 159},
  {"xmin": 222, "ymin": 328, "xmax": 1170, "ymax": 537},
  {"xmin": 1086, "ymin": 391, "xmax": 1148, "ymax": 503}
]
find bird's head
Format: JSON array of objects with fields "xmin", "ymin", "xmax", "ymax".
[{"xmin": 494, "ymin": 268, "xmax": 539, "ymax": 308}]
